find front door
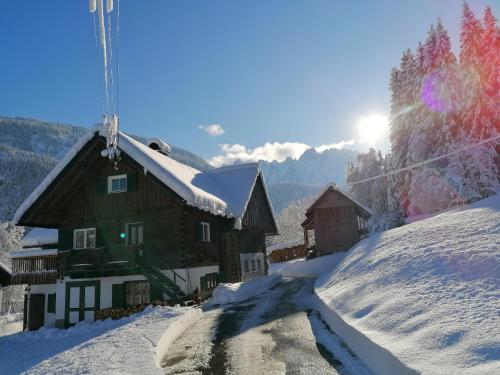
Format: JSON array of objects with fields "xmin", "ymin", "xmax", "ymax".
[
  {"xmin": 65, "ymin": 281, "xmax": 100, "ymax": 327},
  {"xmin": 28, "ymin": 294, "xmax": 45, "ymax": 330}
]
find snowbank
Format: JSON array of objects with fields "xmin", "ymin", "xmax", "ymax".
[
  {"xmin": 0, "ymin": 306, "xmax": 196, "ymax": 374},
  {"xmin": 155, "ymin": 308, "xmax": 202, "ymax": 366},
  {"xmin": 269, "ymin": 252, "xmax": 347, "ymax": 277},
  {"xmin": 266, "ymin": 239, "xmax": 303, "ymax": 253},
  {"xmin": 315, "ymin": 195, "xmax": 500, "ymax": 375},
  {"xmin": 206, "ymin": 273, "xmax": 282, "ymax": 306}
]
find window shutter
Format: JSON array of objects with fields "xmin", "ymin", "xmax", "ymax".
[
  {"xmin": 96, "ymin": 177, "xmax": 107, "ymax": 195},
  {"xmin": 60, "ymin": 228, "xmax": 73, "ymax": 250},
  {"xmin": 47, "ymin": 293, "xmax": 56, "ymax": 313},
  {"xmin": 96, "ymin": 224, "xmax": 105, "ymax": 248},
  {"xmin": 127, "ymin": 173, "xmax": 137, "ymax": 192},
  {"xmin": 200, "ymin": 276, "xmax": 208, "ymax": 291},
  {"xmin": 112, "ymin": 284, "xmax": 125, "ymax": 309},
  {"xmin": 195, "ymin": 222, "xmax": 202, "ymax": 242}
]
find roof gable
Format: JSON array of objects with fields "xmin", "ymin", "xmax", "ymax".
[
  {"xmin": 305, "ymin": 184, "xmax": 372, "ymax": 219},
  {"xmin": 14, "ymin": 128, "xmax": 277, "ymax": 230}
]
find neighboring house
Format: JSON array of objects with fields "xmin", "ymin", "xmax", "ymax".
[
  {"xmin": 267, "ymin": 240, "xmax": 306, "ymax": 263},
  {"xmin": 10, "ymin": 128, "xmax": 278, "ymax": 330},
  {"xmin": 302, "ymin": 183, "xmax": 370, "ymax": 256}
]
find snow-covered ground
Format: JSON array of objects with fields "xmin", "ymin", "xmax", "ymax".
[
  {"xmin": 206, "ymin": 273, "xmax": 283, "ymax": 306},
  {"xmin": 315, "ymin": 195, "xmax": 500, "ymax": 375},
  {"xmin": 0, "ymin": 306, "xmax": 200, "ymax": 375},
  {"xmin": 0, "ymin": 313, "xmax": 23, "ymax": 337},
  {"xmin": 268, "ymin": 252, "xmax": 347, "ymax": 277}
]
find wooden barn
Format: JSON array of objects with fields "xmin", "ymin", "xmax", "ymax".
[
  {"xmin": 267, "ymin": 241, "xmax": 307, "ymax": 263},
  {"xmin": 11, "ymin": 128, "xmax": 278, "ymax": 329},
  {"xmin": 302, "ymin": 183, "xmax": 370, "ymax": 256}
]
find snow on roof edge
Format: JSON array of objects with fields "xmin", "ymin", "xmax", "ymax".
[
  {"xmin": 10, "ymin": 249, "xmax": 58, "ymax": 258},
  {"xmin": 305, "ymin": 183, "xmax": 372, "ymax": 217},
  {"xmin": 0, "ymin": 261, "xmax": 11, "ymax": 275},
  {"xmin": 13, "ymin": 127, "xmax": 277, "ymax": 230},
  {"xmin": 266, "ymin": 239, "xmax": 303, "ymax": 253}
]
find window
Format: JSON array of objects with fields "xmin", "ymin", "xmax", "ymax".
[
  {"xmin": 125, "ymin": 281, "xmax": 150, "ymax": 306},
  {"xmin": 244, "ymin": 260, "xmax": 250, "ymax": 273},
  {"xmin": 251, "ymin": 260, "xmax": 256, "ymax": 272},
  {"xmin": 200, "ymin": 273, "xmax": 218, "ymax": 291},
  {"xmin": 126, "ymin": 223, "xmax": 143, "ymax": 246},
  {"xmin": 73, "ymin": 228, "xmax": 96, "ymax": 249},
  {"xmin": 256, "ymin": 259, "xmax": 261, "ymax": 271},
  {"xmin": 201, "ymin": 222, "xmax": 211, "ymax": 242},
  {"xmin": 108, "ymin": 174, "xmax": 127, "ymax": 194}
]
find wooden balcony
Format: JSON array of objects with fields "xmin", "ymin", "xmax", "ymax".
[
  {"xmin": 59, "ymin": 247, "xmax": 140, "ymax": 277},
  {"xmin": 11, "ymin": 253, "xmax": 58, "ymax": 285}
]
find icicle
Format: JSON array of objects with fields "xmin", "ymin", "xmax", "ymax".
[
  {"xmin": 106, "ymin": 0, "xmax": 114, "ymax": 13},
  {"xmin": 102, "ymin": 114, "xmax": 120, "ymax": 166},
  {"xmin": 97, "ymin": 0, "xmax": 106, "ymax": 49},
  {"xmin": 89, "ymin": 0, "xmax": 97, "ymax": 13}
]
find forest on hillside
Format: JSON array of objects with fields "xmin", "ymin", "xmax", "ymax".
[{"xmin": 347, "ymin": 3, "xmax": 499, "ymax": 231}]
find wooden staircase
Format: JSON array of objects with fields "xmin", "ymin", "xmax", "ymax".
[{"xmin": 139, "ymin": 252, "xmax": 187, "ymax": 306}]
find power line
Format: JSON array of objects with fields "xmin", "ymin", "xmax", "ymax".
[{"xmin": 338, "ymin": 134, "xmax": 500, "ymax": 189}]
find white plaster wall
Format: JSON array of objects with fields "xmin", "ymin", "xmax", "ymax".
[
  {"xmin": 240, "ymin": 253, "xmax": 265, "ymax": 281},
  {"xmin": 29, "ymin": 284, "xmax": 57, "ymax": 327}
]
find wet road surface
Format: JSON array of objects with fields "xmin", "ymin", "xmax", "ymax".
[{"xmin": 162, "ymin": 277, "xmax": 369, "ymax": 375}]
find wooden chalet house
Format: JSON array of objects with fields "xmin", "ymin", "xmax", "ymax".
[
  {"xmin": 302, "ymin": 183, "xmax": 370, "ymax": 256},
  {"xmin": 11, "ymin": 128, "xmax": 278, "ymax": 330}
]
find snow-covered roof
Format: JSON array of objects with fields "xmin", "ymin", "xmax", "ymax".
[
  {"xmin": 266, "ymin": 240, "xmax": 304, "ymax": 254},
  {"xmin": 305, "ymin": 183, "xmax": 372, "ymax": 218},
  {"xmin": 0, "ymin": 261, "xmax": 11, "ymax": 275},
  {"xmin": 22, "ymin": 228, "xmax": 58, "ymax": 247},
  {"xmin": 13, "ymin": 128, "xmax": 277, "ymax": 231},
  {"xmin": 10, "ymin": 248, "xmax": 58, "ymax": 259}
]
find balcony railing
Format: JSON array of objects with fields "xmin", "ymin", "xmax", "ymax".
[
  {"xmin": 11, "ymin": 253, "xmax": 58, "ymax": 285},
  {"xmin": 59, "ymin": 246, "xmax": 140, "ymax": 276}
]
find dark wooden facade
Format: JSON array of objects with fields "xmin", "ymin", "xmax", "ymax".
[
  {"xmin": 16, "ymin": 135, "xmax": 277, "ymax": 284},
  {"xmin": 302, "ymin": 186, "xmax": 370, "ymax": 256},
  {"xmin": 11, "ymin": 255, "xmax": 57, "ymax": 285}
]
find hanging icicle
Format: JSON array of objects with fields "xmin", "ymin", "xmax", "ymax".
[
  {"xmin": 91, "ymin": 0, "xmax": 121, "ymax": 168},
  {"xmin": 89, "ymin": 0, "xmax": 97, "ymax": 13},
  {"xmin": 101, "ymin": 114, "xmax": 121, "ymax": 169}
]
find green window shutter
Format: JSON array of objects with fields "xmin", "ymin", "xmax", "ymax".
[
  {"xmin": 96, "ymin": 224, "xmax": 106, "ymax": 248},
  {"xmin": 60, "ymin": 228, "xmax": 73, "ymax": 250},
  {"xmin": 150, "ymin": 282, "xmax": 162, "ymax": 301},
  {"xmin": 200, "ymin": 276, "xmax": 208, "ymax": 291},
  {"xmin": 127, "ymin": 173, "xmax": 137, "ymax": 192},
  {"xmin": 96, "ymin": 177, "xmax": 107, "ymax": 195},
  {"xmin": 194, "ymin": 222, "xmax": 200, "ymax": 242},
  {"xmin": 47, "ymin": 293, "xmax": 56, "ymax": 313},
  {"xmin": 112, "ymin": 284, "xmax": 125, "ymax": 309}
]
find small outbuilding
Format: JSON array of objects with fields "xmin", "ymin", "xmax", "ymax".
[{"xmin": 302, "ymin": 183, "xmax": 371, "ymax": 256}]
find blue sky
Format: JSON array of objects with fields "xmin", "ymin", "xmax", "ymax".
[{"xmin": 0, "ymin": 1, "xmax": 497, "ymax": 164}]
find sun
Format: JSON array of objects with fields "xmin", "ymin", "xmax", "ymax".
[{"xmin": 357, "ymin": 114, "xmax": 389, "ymax": 145}]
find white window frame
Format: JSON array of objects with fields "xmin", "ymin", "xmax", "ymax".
[
  {"xmin": 73, "ymin": 228, "xmax": 96, "ymax": 249},
  {"xmin": 107, "ymin": 174, "xmax": 128, "ymax": 194},
  {"xmin": 201, "ymin": 222, "xmax": 211, "ymax": 243},
  {"xmin": 126, "ymin": 222, "xmax": 144, "ymax": 247}
]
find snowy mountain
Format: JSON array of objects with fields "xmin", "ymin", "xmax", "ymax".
[
  {"xmin": 260, "ymin": 147, "xmax": 357, "ymax": 187},
  {"xmin": 261, "ymin": 147, "xmax": 357, "ymax": 214}
]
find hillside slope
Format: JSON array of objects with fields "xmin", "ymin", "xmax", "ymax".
[{"xmin": 315, "ymin": 195, "xmax": 500, "ymax": 375}]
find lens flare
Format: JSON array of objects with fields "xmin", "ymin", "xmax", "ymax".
[{"xmin": 357, "ymin": 114, "xmax": 389, "ymax": 145}]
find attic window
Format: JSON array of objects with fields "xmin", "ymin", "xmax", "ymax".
[{"xmin": 108, "ymin": 175, "xmax": 127, "ymax": 194}]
